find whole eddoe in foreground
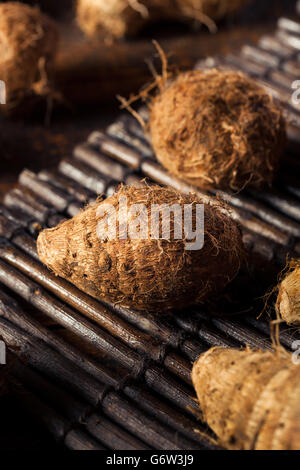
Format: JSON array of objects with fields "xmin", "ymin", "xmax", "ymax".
[
  {"xmin": 37, "ymin": 184, "xmax": 243, "ymax": 312},
  {"xmin": 192, "ymin": 347, "xmax": 300, "ymax": 450}
]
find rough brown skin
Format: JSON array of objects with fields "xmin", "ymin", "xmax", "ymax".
[
  {"xmin": 192, "ymin": 347, "xmax": 300, "ymax": 450},
  {"xmin": 276, "ymin": 260, "xmax": 300, "ymax": 326},
  {"xmin": 149, "ymin": 69, "xmax": 286, "ymax": 192},
  {"xmin": 76, "ymin": 0, "xmax": 249, "ymax": 40},
  {"xmin": 37, "ymin": 185, "xmax": 244, "ymax": 312},
  {"xmin": 0, "ymin": 2, "xmax": 59, "ymax": 114}
]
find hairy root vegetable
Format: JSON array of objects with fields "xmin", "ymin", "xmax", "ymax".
[
  {"xmin": 276, "ymin": 260, "xmax": 300, "ymax": 326},
  {"xmin": 76, "ymin": 0, "xmax": 149, "ymax": 39},
  {"xmin": 37, "ymin": 184, "xmax": 243, "ymax": 312},
  {"xmin": 0, "ymin": 2, "xmax": 59, "ymax": 114},
  {"xmin": 192, "ymin": 347, "xmax": 300, "ymax": 450},
  {"xmin": 76, "ymin": 0, "xmax": 249, "ymax": 39},
  {"xmin": 149, "ymin": 69, "xmax": 286, "ymax": 192}
]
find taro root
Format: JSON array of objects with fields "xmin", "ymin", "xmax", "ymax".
[
  {"xmin": 149, "ymin": 69, "xmax": 286, "ymax": 192},
  {"xmin": 76, "ymin": 0, "xmax": 249, "ymax": 40},
  {"xmin": 0, "ymin": 2, "xmax": 59, "ymax": 115},
  {"xmin": 192, "ymin": 347, "xmax": 300, "ymax": 450},
  {"xmin": 76, "ymin": 0, "xmax": 151, "ymax": 39},
  {"xmin": 276, "ymin": 260, "xmax": 300, "ymax": 326},
  {"xmin": 37, "ymin": 184, "xmax": 244, "ymax": 312}
]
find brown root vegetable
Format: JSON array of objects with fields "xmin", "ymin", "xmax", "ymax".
[
  {"xmin": 149, "ymin": 69, "xmax": 286, "ymax": 192},
  {"xmin": 76, "ymin": 0, "xmax": 249, "ymax": 40},
  {"xmin": 276, "ymin": 260, "xmax": 300, "ymax": 326},
  {"xmin": 0, "ymin": 2, "xmax": 59, "ymax": 114},
  {"xmin": 76, "ymin": 0, "xmax": 148, "ymax": 39},
  {"xmin": 192, "ymin": 347, "xmax": 300, "ymax": 450},
  {"xmin": 37, "ymin": 184, "xmax": 243, "ymax": 312}
]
